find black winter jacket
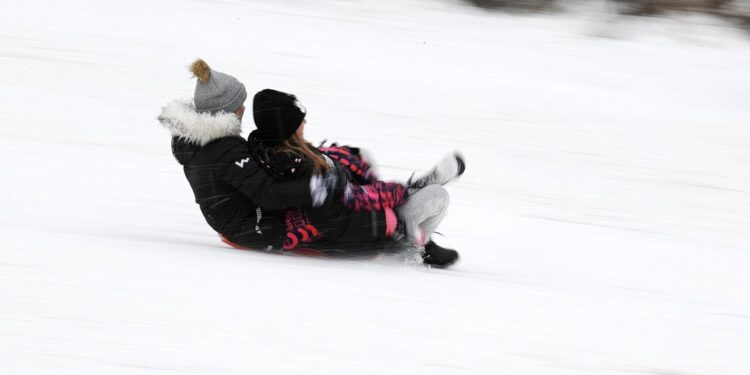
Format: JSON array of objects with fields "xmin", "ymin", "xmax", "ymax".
[{"xmin": 159, "ymin": 100, "xmax": 319, "ymax": 248}]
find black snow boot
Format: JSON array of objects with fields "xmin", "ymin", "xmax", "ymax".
[{"xmin": 422, "ymin": 241, "xmax": 459, "ymax": 268}]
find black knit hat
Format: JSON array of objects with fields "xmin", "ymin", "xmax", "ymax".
[{"xmin": 251, "ymin": 89, "xmax": 306, "ymax": 147}]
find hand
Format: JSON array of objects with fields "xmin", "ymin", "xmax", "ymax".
[
  {"xmin": 309, "ymin": 170, "xmax": 339, "ymax": 208},
  {"xmin": 309, "ymin": 162, "xmax": 350, "ymax": 207}
]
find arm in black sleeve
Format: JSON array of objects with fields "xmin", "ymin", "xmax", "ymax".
[{"xmin": 222, "ymin": 154, "xmax": 314, "ymax": 210}]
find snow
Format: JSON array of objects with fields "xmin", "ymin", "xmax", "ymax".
[{"xmin": 2, "ymin": 0, "xmax": 750, "ymax": 373}]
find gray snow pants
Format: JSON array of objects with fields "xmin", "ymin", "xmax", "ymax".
[{"xmin": 396, "ymin": 184, "xmax": 449, "ymax": 246}]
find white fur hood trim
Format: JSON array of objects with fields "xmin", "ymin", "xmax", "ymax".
[{"xmin": 158, "ymin": 99, "xmax": 242, "ymax": 146}]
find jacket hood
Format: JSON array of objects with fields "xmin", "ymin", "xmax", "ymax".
[{"xmin": 158, "ymin": 99, "xmax": 242, "ymax": 146}]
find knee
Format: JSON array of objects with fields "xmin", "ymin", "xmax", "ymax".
[{"xmin": 421, "ymin": 184, "xmax": 449, "ymax": 207}]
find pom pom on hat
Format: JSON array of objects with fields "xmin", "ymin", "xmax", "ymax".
[{"xmin": 190, "ymin": 59, "xmax": 212, "ymax": 83}]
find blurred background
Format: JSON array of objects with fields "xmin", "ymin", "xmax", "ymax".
[{"xmin": 1, "ymin": 0, "xmax": 748, "ymax": 374}]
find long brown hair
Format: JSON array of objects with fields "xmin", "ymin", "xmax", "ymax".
[{"xmin": 277, "ymin": 132, "xmax": 331, "ymax": 174}]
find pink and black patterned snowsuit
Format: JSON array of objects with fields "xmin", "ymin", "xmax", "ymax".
[{"xmin": 248, "ymin": 137, "xmax": 407, "ymax": 251}]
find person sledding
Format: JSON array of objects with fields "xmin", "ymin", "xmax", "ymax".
[
  {"xmin": 247, "ymin": 88, "xmax": 465, "ymax": 267},
  {"xmin": 157, "ymin": 59, "xmax": 464, "ymax": 267}
]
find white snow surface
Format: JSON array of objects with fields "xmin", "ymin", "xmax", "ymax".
[{"xmin": 2, "ymin": 0, "xmax": 750, "ymax": 374}]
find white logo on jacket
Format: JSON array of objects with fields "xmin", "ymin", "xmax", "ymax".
[{"xmin": 235, "ymin": 157, "xmax": 251, "ymax": 168}]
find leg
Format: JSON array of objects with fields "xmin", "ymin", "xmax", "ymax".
[
  {"xmin": 396, "ymin": 184, "xmax": 449, "ymax": 246},
  {"xmin": 407, "ymin": 152, "xmax": 465, "ymax": 193}
]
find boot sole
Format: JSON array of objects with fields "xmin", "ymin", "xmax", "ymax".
[{"xmin": 423, "ymin": 253, "xmax": 460, "ymax": 269}]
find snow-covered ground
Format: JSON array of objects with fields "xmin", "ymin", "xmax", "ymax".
[{"xmin": 2, "ymin": 0, "xmax": 749, "ymax": 373}]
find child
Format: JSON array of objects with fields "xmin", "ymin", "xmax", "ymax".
[
  {"xmin": 158, "ymin": 60, "xmax": 339, "ymax": 252},
  {"xmin": 249, "ymin": 89, "xmax": 464, "ymax": 267}
]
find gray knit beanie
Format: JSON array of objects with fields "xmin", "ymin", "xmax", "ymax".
[{"xmin": 190, "ymin": 59, "xmax": 247, "ymax": 115}]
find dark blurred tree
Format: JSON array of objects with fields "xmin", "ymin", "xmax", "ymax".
[
  {"xmin": 464, "ymin": 0, "xmax": 749, "ymax": 29},
  {"xmin": 466, "ymin": 0, "xmax": 558, "ymax": 11},
  {"xmin": 611, "ymin": 0, "xmax": 750, "ymax": 28},
  {"xmin": 612, "ymin": 0, "xmax": 732, "ymax": 15}
]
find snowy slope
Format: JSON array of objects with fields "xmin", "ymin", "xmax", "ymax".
[{"xmin": 1, "ymin": 0, "xmax": 750, "ymax": 374}]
